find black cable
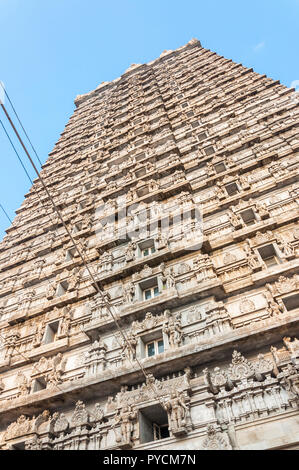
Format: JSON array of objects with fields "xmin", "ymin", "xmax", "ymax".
[
  {"xmin": 0, "ymin": 117, "xmax": 33, "ymax": 184},
  {"xmin": 0, "ymin": 202, "xmax": 12, "ymax": 224},
  {"xmin": 0, "ymin": 102, "xmax": 168, "ymax": 407},
  {"xmin": 0, "ymin": 82, "xmax": 43, "ymax": 166}
]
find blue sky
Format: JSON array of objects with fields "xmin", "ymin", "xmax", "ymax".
[{"xmin": 0, "ymin": 0, "xmax": 298, "ymax": 239}]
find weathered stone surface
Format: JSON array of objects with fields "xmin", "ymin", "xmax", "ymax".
[{"xmin": 0, "ymin": 38, "xmax": 299, "ymax": 450}]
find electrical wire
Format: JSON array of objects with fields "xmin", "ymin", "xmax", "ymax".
[
  {"xmin": 0, "ymin": 101, "xmax": 168, "ymax": 411},
  {"xmin": 0, "ymin": 82, "xmax": 42, "ymax": 166},
  {"xmin": 0, "ymin": 202, "xmax": 12, "ymax": 224},
  {"xmin": 0, "ymin": 117, "xmax": 33, "ymax": 184}
]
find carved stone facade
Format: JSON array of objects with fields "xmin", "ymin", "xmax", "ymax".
[{"xmin": 0, "ymin": 38, "xmax": 299, "ymax": 450}]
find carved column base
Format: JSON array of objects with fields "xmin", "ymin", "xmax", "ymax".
[
  {"xmin": 171, "ymin": 426, "xmax": 188, "ymax": 437},
  {"xmin": 117, "ymin": 439, "xmax": 134, "ymax": 449}
]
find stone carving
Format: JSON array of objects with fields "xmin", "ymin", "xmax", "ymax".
[
  {"xmin": 160, "ymin": 264, "xmax": 176, "ymax": 289},
  {"xmin": 67, "ymin": 267, "xmax": 83, "ymax": 292},
  {"xmin": 254, "ymin": 354, "xmax": 274, "ymax": 381},
  {"xmin": 239, "ymin": 297, "xmax": 255, "ymax": 314},
  {"xmin": 154, "ymin": 231, "xmax": 168, "ymax": 250},
  {"xmin": 277, "ymin": 237, "xmax": 295, "ymax": 260},
  {"xmin": 52, "ymin": 412, "xmax": 69, "ymax": 433},
  {"xmin": 280, "ymin": 364, "xmax": 299, "ymax": 401},
  {"xmin": 99, "ymin": 251, "xmax": 113, "ymax": 272},
  {"xmin": 228, "ymin": 209, "xmax": 242, "ymax": 229},
  {"xmin": 123, "ymin": 282, "xmax": 135, "ymax": 303},
  {"xmin": 227, "ymin": 350, "xmax": 255, "ymax": 381},
  {"xmin": 113, "ymin": 405, "xmax": 137, "ymax": 447},
  {"xmin": 33, "ymin": 321, "xmax": 45, "ymax": 348},
  {"xmin": 16, "ymin": 371, "xmax": 31, "ymax": 396},
  {"xmin": 89, "ymin": 292, "xmax": 111, "ymax": 320},
  {"xmin": 163, "ymin": 391, "xmax": 191, "ymax": 436},
  {"xmin": 0, "ymin": 377, "xmax": 4, "ymax": 393},
  {"xmin": 215, "ymin": 182, "xmax": 226, "ymax": 200},
  {"xmin": 177, "ymin": 263, "xmax": 191, "ymax": 274},
  {"xmin": 252, "ymin": 230, "xmax": 274, "ymax": 246},
  {"xmin": 84, "ymin": 338, "xmax": 107, "ymax": 375},
  {"xmin": 125, "ymin": 242, "xmax": 136, "ymax": 262},
  {"xmin": 223, "ymin": 252, "xmax": 237, "ymax": 265},
  {"xmin": 267, "ymin": 298, "xmax": 284, "ymax": 317},
  {"xmin": 205, "ymin": 301, "xmax": 233, "ymax": 335},
  {"xmin": 31, "ymin": 353, "xmax": 66, "ymax": 389},
  {"xmin": 71, "ymin": 400, "xmax": 90, "ymax": 428},
  {"xmin": 90, "ymin": 403, "xmax": 105, "ymax": 424},
  {"xmin": 120, "ymin": 332, "xmax": 137, "ymax": 362},
  {"xmin": 283, "ymin": 337, "xmax": 299, "ymax": 357},
  {"xmin": 132, "ymin": 311, "xmax": 158, "ymax": 333},
  {"xmin": 58, "ymin": 306, "xmax": 72, "ymax": 337},
  {"xmin": 4, "ymin": 332, "xmax": 20, "ymax": 361},
  {"xmin": 46, "ymin": 282, "xmax": 56, "ymax": 300},
  {"xmin": 193, "ymin": 254, "xmax": 217, "ymax": 282},
  {"xmin": 0, "ymin": 40, "xmax": 298, "ymax": 452},
  {"xmin": 202, "ymin": 424, "xmax": 232, "ymax": 450},
  {"xmin": 255, "ymin": 200, "xmax": 269, "ymax": 219},
  {"xmin": 163, "ymin": 311, "xmax": 183, "ymax": 348},
  {"xmin": 25, "ymin": 436, "xmax": 43, "ymax": 450},
  {"xmin": 273, "ymin": 275, "xmax": 298, "ymax": 295},
  {"xmin": 4, "ymin": 415, "xmax": 34, "ymax": 441},
  {"xmin": 243, "ymin": 241, "xmax": 261, "ymax": 271}
]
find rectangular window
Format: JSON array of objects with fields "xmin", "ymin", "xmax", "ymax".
[
  {"xmin": 258, "ymin": 244, "xmax": 280, "ymax": 267},
  {"xmin": 56, "ymin": 282, "xmax": 68, "ymax": 297},
  {"xmin": 144, "ymin": 285, "xmax": 159, "ymax": 300},
  {"xmin": 12, "ymin": 442, "xmax": 26, "ymax": 450},
  {"xmin": 43, "ymin": 321, "xmax": 60, "ymax": 344},
  {"xmin": 205, "ymin": 146, "xmax": 214, "ymax": 156},
  {"xmin": 139, "ymin": 405, "xmax": 169, "ymax": 444},
  {"xmin": 138, "ymin": 239, "xmax": 156, "ymax": 258},
  {"xmin": 214, "ymin": 162, "xmax": 226, "ymax": 173},
  {"xmin": 32, "ymin": 377, "xmax": 47, "ymax": 393},
  {"xmin": 146, "ymin": 338, "xmax": 164, "ymax": 357},
  {"xmin": 225, "ymin": 182, "xmax": 239, "ymax": 196},
  {"xmin": 142, "ymin": 246, "xmax": 156, "ymax": 257},
  {"xmin": 282, "ymin": 294, "xmax": 299, "ymax": 311},
  {"xmin": 240, "ymin": 208, "xmax": 256, "ymax": 226}
]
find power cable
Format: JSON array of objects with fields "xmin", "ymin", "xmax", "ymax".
[
  {"xmin": 0, "ymin": 101, "xmax": 168, "ymax": 410},
  {"xmin": 0, "ymin": 202, "xmax": 12, "ymax": 225},
  {"xmin": 0, "ymin": 82, "xmax": 42, "ymax": 166}
]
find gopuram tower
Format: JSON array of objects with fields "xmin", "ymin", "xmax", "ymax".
[{"xmin": 0, "ymin": 39, "xmax": 299, "ymax": 450}]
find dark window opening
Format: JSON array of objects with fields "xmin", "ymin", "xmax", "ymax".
[
  {"xmin": 56, "ymin": 281, "xmax": 68, "ymax": 297},
  {"xmin": 214, "ymin": 162, "xmax": 226, "ymax": 173},
  {"xmin": 282, "ymin": 294, "xmax": 299, "ymax": 311},
  {"xmin": 139, "ymin": 405, "xmax": 170, "ymax": 444},
  {"xmin": 44, "ymin": 321, "xmax": 60, "ymax": 344},
  {"xmin": 240, "ymin": 209, "xmax": 256, "ymax": 226},
  {"xmin": 197, "ymin": 132, "xmax": 207, "ymax": 141},
  {"xmin": 258, "ymin": 244, "xmax": 280, "ymax": 267},
  {"xmin": 11, "ymin": 442, "xmax": 26, "ymax": 450},
  {"xmin": 225, "ymin": 182, "xmax": 239, "ymax": 196},
  {"xmin": 65, "ymin": 248, "xmax": 76, "ymax": 262},
  {"xmin": 205, "ymin": 146, "xmax": 214, "ymax": 156},
  {"xmin": 138, "ymin": 239, "xmax": 156, "ymax": 258},
  {"xmin": 32, "ymin": 377, "xmax": 47, "ymax": 393}
]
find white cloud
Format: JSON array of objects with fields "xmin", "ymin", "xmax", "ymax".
[{"xmin": 253, "ymin": 41, "xmax": 265, "ymax": 52}]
